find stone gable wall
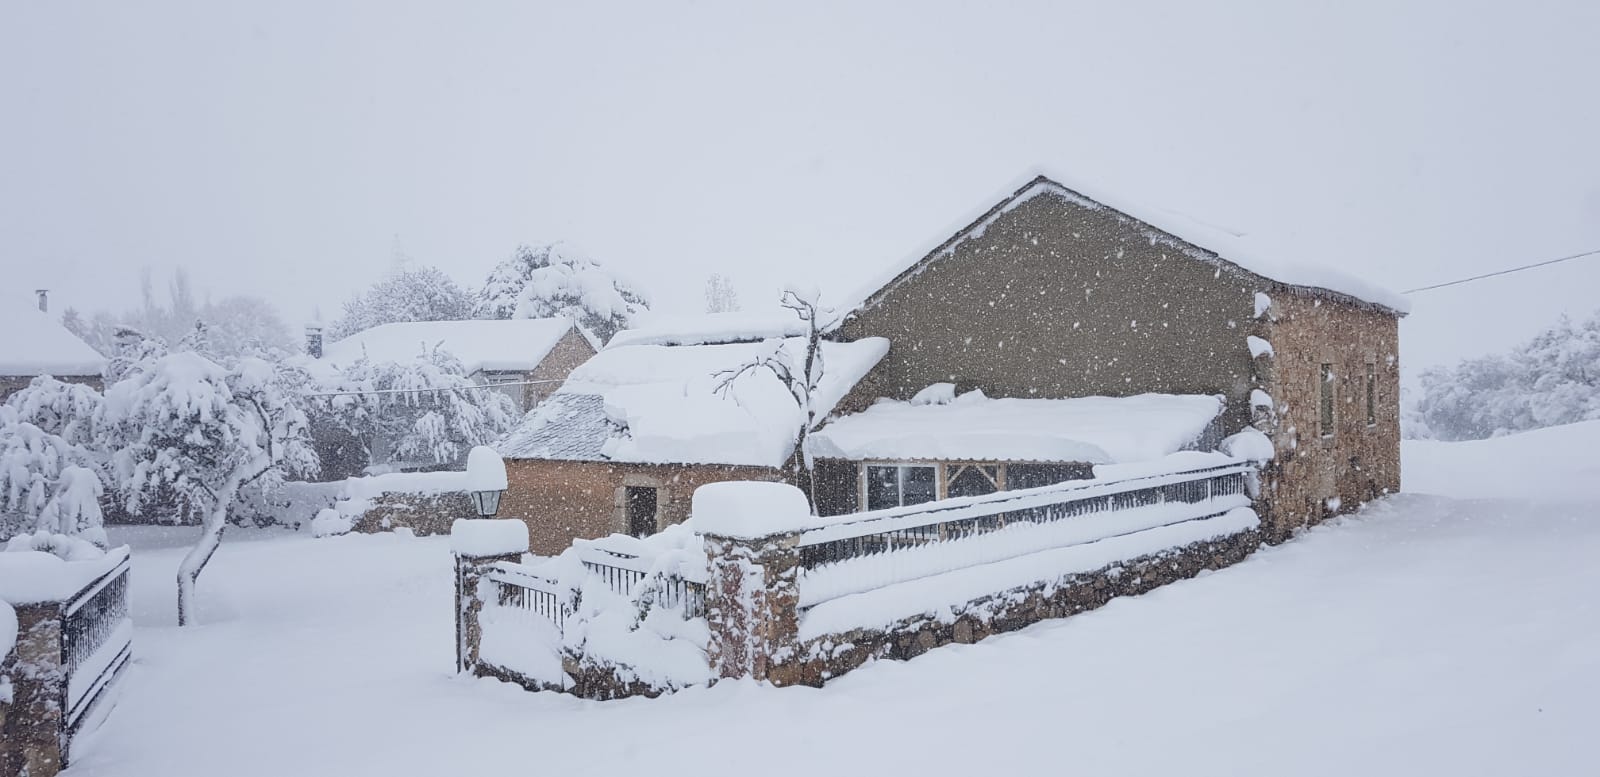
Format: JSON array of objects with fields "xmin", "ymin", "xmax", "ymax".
[{"xmin": 1256, "ymin": 293, "xmax": 1401, "ymax": 541}]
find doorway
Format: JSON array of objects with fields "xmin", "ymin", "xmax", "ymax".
[{"xmin": 625, "ymin": 486, "xmax": 659, "ymax": 537}]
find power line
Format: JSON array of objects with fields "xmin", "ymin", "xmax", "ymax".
[
  {"xmin": 1402, "ymin": 247, "xmax": 1600, "ymax": 294},
  {"xmin": 299, "ymin": 378, "xmax": 566, "ymax": 399}
]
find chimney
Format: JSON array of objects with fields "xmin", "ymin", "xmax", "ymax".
[
  {"xmin": 305, "ymin": 323, "xmax": 324, "ymax": 359},
  {"xmin": 35, "ymin": 289, "xmax": 48, "ymax": 313}
]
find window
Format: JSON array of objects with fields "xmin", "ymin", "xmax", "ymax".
[
  {"xmin": 1365, "ymin": 363, "xmax": 1377, "ymax": 426},
  {"xmin": 946, "ymin": 464, "xmax": 999, "ymax": 498},
  {"xmin": 625, "ymin": 486, "xmax": 658, "ymax": 537},
  {"xmin": 1319, "ymin": 363, "xmax": 1335, "ymax": 437},
  {"xmin": 865, "ymin": 464, "xmax": 938, "ymax": 510}
]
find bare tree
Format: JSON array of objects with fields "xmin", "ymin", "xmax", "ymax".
[
  {"xmin": 704, "ymin": 273, "xmax": 741, "ymax": 313},
  {"xmin": 712, "ymin": 286, "xmax": 827, "ymax": 509}
]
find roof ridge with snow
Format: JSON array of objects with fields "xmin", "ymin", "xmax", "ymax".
[{"xmin": 841, "ymin": 172, "xmax": 1411, "ymax": 320}]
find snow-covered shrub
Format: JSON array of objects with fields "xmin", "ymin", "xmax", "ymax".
[
  {"xmin": 310, "ymin": 508, "xmax": 354, "ymax": 538},
  {"xmin": 4, "ymin": 529, "xmax": 106, "ymax": 561},
  {"xmin": 475, "ymin": 242, "xmax": 649, "ymax": 342},
  {"xmin": 0, "ymin": 405, "xmax": 105, "ymax": 541}
]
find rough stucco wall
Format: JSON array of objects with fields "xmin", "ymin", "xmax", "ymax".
[
  {"xmin": 523, "ymin": 330, "xmax": 597, "ymax": 409},
  {"xmin": 836, "ymin": 191, "xmax": 1260, "ymax": 431},
  {"xmin": 1258, "ymin": 293, "xmax": 1401, "ymax": 541},
  {"xmin": 502, "ymin": 459, "xmax": 783, "ymax": 555}
]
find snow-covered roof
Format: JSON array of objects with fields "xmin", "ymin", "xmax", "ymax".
[
  {"xmin": 807, "ymin": 390, "xmax": 1226, "ymax": 464},
  {"xmin": 497, "ymin": 337, "xmax": 891, "ymax": 468},
  {"xmin": 606, "ymin": 311, "xmax": 810, "ymax": 349},
  {"xmin": 321, "ymin": 318, "xmax": 575, "ymax": 374},
  {"xmin": 0, "ymin": 297, "xmax": 105, "ymax": 377},
  {"xmin": 841, "ymin": 172, "xmax": 1411, "ymax": 319}
]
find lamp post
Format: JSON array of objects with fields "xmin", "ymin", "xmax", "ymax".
[{"xmin": 465, "ymin": 446, "xmax": 508, "ymax": 518}]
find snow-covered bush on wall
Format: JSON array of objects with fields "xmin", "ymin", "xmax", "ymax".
[
  {"xmin": 1415, "ymin": 310, "xmax": 1600, "ymax": 440},
  {"xmin": 474, "ymin": 242, "xmax": 649, "ymax": 342},
  {"xmin": 308, "ymin": 345, "xmax": 518, "ymax": 474}
]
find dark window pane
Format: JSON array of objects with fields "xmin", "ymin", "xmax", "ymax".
[
  {"xmin": 948, "ymin": 466, "xmax": 998, "ymax": 498},
  {"xmin": 901, "ymin": 466, "xmax": 937, "ymax": 506},
  {"xmin": 866, "ymin": 466, "xmax": 900, "ymax": 510}
]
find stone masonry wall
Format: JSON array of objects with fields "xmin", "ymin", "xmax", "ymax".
[
  {"xmin": 522, "ymin": 330, "xmax": 597, "ymax": 410},
  {"xmin": 353, "ymin": 491, "xmax": 475, "ymax": 536},
  {"xmin": 781, "ymin": 527, "xmax": 1260, "ymax": 686},
  {"xmin": 1256, "ymin": 292, "xmax": 1401, "ymax": 542},
  {"xmin": 1, "ymin": 604, "xmax": 66, "ymax": 777}
]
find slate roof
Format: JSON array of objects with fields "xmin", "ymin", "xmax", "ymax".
[{"xmin": 495, "ymin": 393, "xmax": 615, "ymax": 461}]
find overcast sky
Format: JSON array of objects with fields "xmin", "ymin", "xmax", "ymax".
[{"xmin": 2, "ymin": 0, "xmax": 1597, "ymax": 373}]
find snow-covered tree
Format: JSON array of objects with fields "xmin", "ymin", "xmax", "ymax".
[
  {"xmin": 1415, "ymin": 309, "xmax": 1600, "ymax": 440},
  {"xmin": 99, "ymin": 351, "xmax": 318, "ymax": 625},
  {"xmin": 713, "ymin": 285, "xmax": 829, "ymax": 508},
  {"xmin": 475, "ymin": 242, "xmax": 649, "ymax": 342},
  {"xmin": 328, "ymin": 266, "xmax": 475, "ymax": 340},
  {"xmin": 704, "ymin": 273, "xmax": 741, "ymax": 313},
  {"xmin": 309, "ymin": 346, "xmax": 518, "ymax": 474}
]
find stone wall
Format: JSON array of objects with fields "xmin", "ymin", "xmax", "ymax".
[
  {"xmin": 1256, "ymin": 293, "xmax": 1402, "ymax": 542},
  {"xmin": 784, "ymin": 527, "xmax": 1259, "ymax": 685},
  {"xmin": 1, "ymin": 603, "xmax": 66, "ymax": 777},
  {"xmin": 352, "ymin": 491, "xmax": 475, "ymax": 536},
  {"xmin": 500, "ymin": 459, "xmax": 783, "ymax": 556}
]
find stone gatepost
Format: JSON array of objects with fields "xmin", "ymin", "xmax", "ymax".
[
  {"xmin": 694, "ymin": 481, "xmax": 813, "ymax": 686},
  {"xmin": 2, "ymin": 603, "xmax": 67, "ymax": 777},
  {"xmin": 450, "ymin": 519, "xmax": 530, "ymax": 674}
]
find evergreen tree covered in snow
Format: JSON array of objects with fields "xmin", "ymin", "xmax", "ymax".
[
  {"xmin": 309, "ymin": 346, "xmax": 518, "ymax": 473},
  {"xmin": 327, "ymin": 265, "xmax": 475, "ymax": 340},
  {"xmin": 99, "ymin": 351, "xmax": 318, "ymax": 624},
  {"xmin": 1416, "ymin": 310, "xmax": 1600, "ymax": 440},
  {"xmin": 474, "ymin": 242, "xmax": 649, "ymax": 342},
  {"xmin": 69, "ymin": 270, "xmax": 296, "ymax": 361}
]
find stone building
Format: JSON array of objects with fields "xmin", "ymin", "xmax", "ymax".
[
  {"xmin": 829, "ymin": 174, "xmax": 1409, "ymax": 541},
  {"xmin": 0, "ymin": 292, "xmax": 104, "ymax": 403},
  {"xmin": 494, "ymin": 315, "xmax": 888, "ymax": 555}
]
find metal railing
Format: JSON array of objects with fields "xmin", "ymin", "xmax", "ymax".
[
  {"xmin": 59, "ymin": 551, "xmax": 134, "ymax": 761},
  {"xmin": 795, "ymin": 463, "xmax": 1255, "ymax": 609},
  {"xmin": 581, "ymin": 547, "xmax": 707, "ymax": 619},
  {"xmin": 485, "ymin": 563, "xmax": 572, "ymax": 629}
]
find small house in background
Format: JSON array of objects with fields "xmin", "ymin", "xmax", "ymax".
[
  {"xmin": 830, "ymin": 173, "xmax": 1409, "ymax": 541},
  {"xmin": 807, "ymin": 387, "xmax": 1227, "ymax": 515},
  {"xmin": 0, "ymin": 291, "xmax": 105, "ymax": 402},
  {"xmin": 318, "ymin": 318, "xmax": 596, "ymax": 414},
  {"xmin": 495, "ymin": 313, "xmax": 888, "ymax": 555}
]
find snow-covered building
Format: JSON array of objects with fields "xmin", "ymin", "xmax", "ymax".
[
  {"xmin": 829, "ymin": 173, "xmax": 1409, "ymax": 541},
  {"xmin": 495, "ymin": 315, "xmax": 888, "ymax": 555},
  {"xmin": 318, "ymin": 318, "xmax": 595, "ymax": 414},
  {"xmin": 0, "ymin": 293, "xmax": 105, "ymax": 402}
]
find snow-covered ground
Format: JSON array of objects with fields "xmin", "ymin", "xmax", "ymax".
[{"xmin": 63, "ymin": 427, "xmax": 1599, "ymax": 776}]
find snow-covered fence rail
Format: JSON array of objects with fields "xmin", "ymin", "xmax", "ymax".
[
  {"xmin": 484, "ymin": 562, "xmax": 571, "ymax": 629},
  {"xmin": 1, "ymin": 546, "xmax": 134, "ymax": 775},
  {"xmin": 579, "ymin": 544, "xmax": 707, "ymax": 619},
  {"xmin": 796, "ymin": 463, "xmax": 1253, "ymax": 609}
]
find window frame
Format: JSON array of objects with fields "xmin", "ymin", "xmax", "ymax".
[
  {"xmin": 1365, "ymin": 362, "xmax": 1377, "ymax": 427},
  {"xmin": 1318, "ymin": 362, "xmax": 1336, "ymax": 438},
  {"xmin": 861, "ymin": 462, "xmax": 942, "ymax": 511}
]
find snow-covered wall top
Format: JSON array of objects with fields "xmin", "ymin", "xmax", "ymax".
[
  {"xmin": 0, "ymin": 296, "xmax": 106, "ymax": 376},
  {"xmin": 606, "ymin": 311, "xmax": 810, "ymax": 349},
  {"xmin": 838, "ymin": 172, "xmax": 1411, "ymax": 319},
  {"xmin": 498, "ymin": 336, "xmax": 890, "ymax": 468},
  {"xmin": 321, "ymin": 317, "xmax": 575, "ymax": 374},
  {"xmin": 0, "ymin": 545, "xmax": 128, "ymax": 605},
  {"xmin": 808, "ymin": 391, "xmax": 1225, "ymax": 464}
]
